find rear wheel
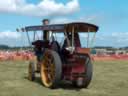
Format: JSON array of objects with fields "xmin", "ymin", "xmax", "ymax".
[
  {"xmin": 40, "ymin": 50, "xmax": 62, "ymax": 88},
  {"xmin": 83, "ymin": 56, "xmax": 93, "ymax": 88},
  {"xmin": 73, "ymin": 56, "xmax": 93, "ymax": 88},
  {"xmin": 28, "ymin": 61, "xmax": 35, "ymax": 81}
]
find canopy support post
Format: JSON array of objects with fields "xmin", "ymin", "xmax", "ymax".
[
  {"xmin": 90, "ymin": 32, "xmax": 96, "ymax": 48},
  {"xmin": 87, "ymin": 28, "xmax": 90, "ymax": 48},
  {"xmin": 26, "ymin": 31, "xmax": 31, "ymax": 46},
  {"xmin": 72, "ymin": 26, "xmax": 75, "ymax": 48},
  {"xmin": 64, "ymin": 25, "xmax": 70, "ymax": 47},
  {"xmin": 33, "ymin": 31, "xmax": 36, "ymax": 41}
]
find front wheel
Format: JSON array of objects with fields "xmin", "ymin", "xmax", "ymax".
[
  {"xmin": 28, "ymin": 61, "xmax": 35, "ymax": 81},
  {"xmin": 40, "ymin": 50, "xmax": 62, "ymax": 88}
]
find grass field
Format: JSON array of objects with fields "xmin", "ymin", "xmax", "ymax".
[{"xmin": 0, "ymin": 60, "xmax": 128, "ymax": 96}]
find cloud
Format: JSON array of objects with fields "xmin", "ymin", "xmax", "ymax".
[
  {"xmin": 0, "ymin": 0, "xmax": 79, "ymax": 16},
  {"xmin": 50, "ymin": 17, "xmax": 128, "ymax": 47},
  {"xmin": 0, "ymin": 30, "xmax": 128, "ymax": 47},
  {"xmin": 0, "ymin": 30, "xmax": 23, "ymax": 46},
  {"xmin": 96, "ymin": 32, "xmax": 128, "ymax": 47},
  {"xmin": 50, "ymin": 13, "xmax": 102, "ymax": 25},
  {"xmin": 0, "ymin": 30, "xmax": 21, "ymax": 39},
  {"xmin": 51, "ymin": 18, "xmax": 74, "ymax": 24}
]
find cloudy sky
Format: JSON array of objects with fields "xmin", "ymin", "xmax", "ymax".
[{"xmin": 0, "ymin": 0, "xmax": 127, "ymax": 47}]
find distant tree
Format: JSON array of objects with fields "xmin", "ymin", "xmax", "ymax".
[{"xmin": 0, "ymin": 45, "xmax": 10, "ymax": 50}]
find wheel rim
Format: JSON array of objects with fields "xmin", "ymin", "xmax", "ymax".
[{"xmin": 41, "ymin": 52, "xmax": 55, "ymax": 87}]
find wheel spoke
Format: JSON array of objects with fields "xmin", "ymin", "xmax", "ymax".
[
  {"xmin": 40, "ymin": 50, "xmax": 62, "ymax": 88},
  {"xmin": 41, "ymin": 52, "xmax": 55, "ymax": 86}
]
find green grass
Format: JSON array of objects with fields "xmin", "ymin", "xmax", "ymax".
[{"xmin": 0, "ymin": 60, "xmax": 128, "ymax": 96}]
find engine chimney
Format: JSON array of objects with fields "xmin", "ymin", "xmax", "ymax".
[
  {"xmin": 42, "ymin": 19, "xmax": 49, "ymax": 25},
  {"xmin": 42, "ymin": 19, "xmax": 49, "ymax": 40}
]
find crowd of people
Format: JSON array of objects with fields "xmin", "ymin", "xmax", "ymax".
[
  {"xmin": 0, "ymin": 50, "xmax": 34, "ymax": 61},
  {"xmin": 92, "ymin": 54, "xmax": 128, "ymax": 61},
  {"xmin": 0, "ymin": 50, "xmax": 128, "ymax": 61}
]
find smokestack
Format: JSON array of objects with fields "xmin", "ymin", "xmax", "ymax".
[
  {"xmin": 42, "ymin": 19, "xmax": 49, "ymax": 40},
  {"xmin": 42, "ymin": 19, "xmax": 49, "ymax": 25}
]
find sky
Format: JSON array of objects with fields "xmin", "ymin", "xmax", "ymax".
[{"xmin": 0, "ymin": 0, "xmax": 128, "ymax": 47}]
